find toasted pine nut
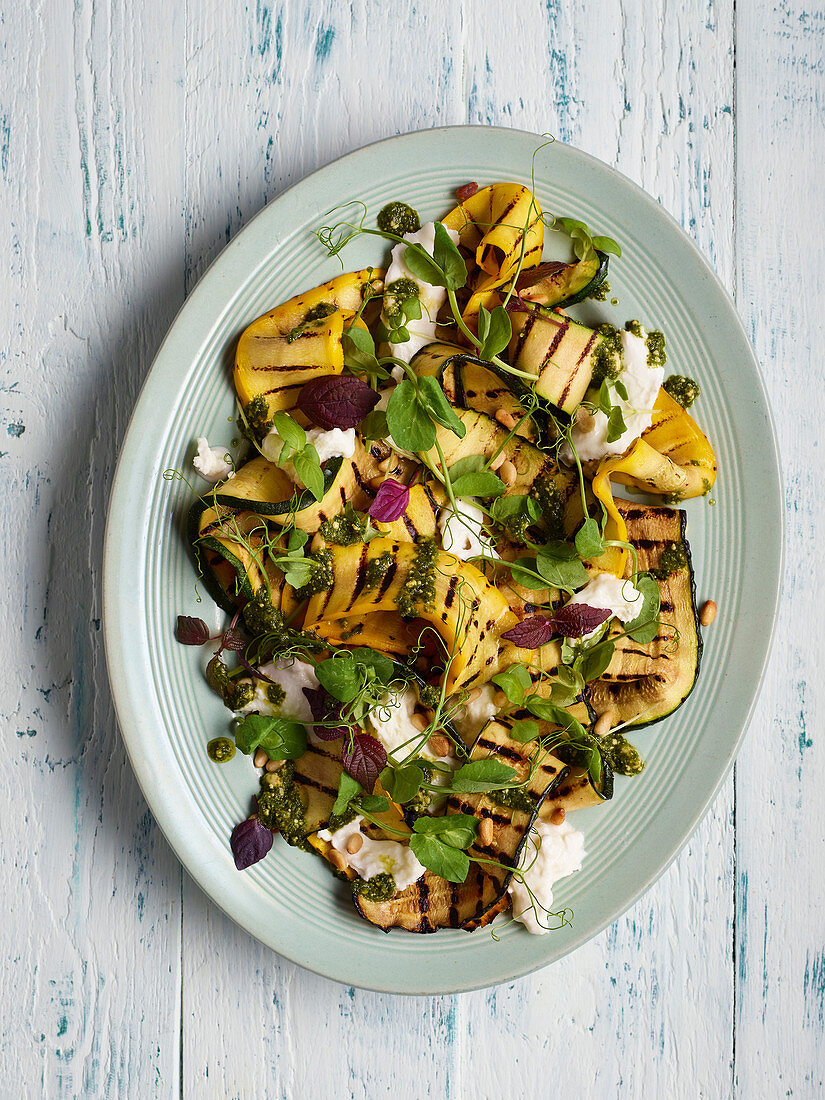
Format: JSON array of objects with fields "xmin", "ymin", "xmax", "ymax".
[
  {"xmin": 499, "ymin": 460, "xmax": 517, "ymax": 487},
  {"xmin": 700, "ymin": 600, "xmax": 717, "ymax": 626},
  {"xmin": 550, "ymin": 807, "xmax": 566, "ymax": 826},
  {"xmin": 378, "ymin": 456, "xmax": 393, "ymax": 473},
  {"xmin": 495, "ymin": 409, "xmax": 518, "ymax": 430},
  {"xmin": 467, "ymin": 686, "xmax": 482, "ymax": 703},
  {"xmin": 428, "ymin": 734, "xmax": 450, "ymax": 757},
  {"xmin": 346, "ymin": 834, "xmax": 364, "ymax": 855},
  {"xmin": 490, "ymin": 450, "xmax": 507, "ymax": 471},
  {"xmin": 479, "ymin": 817, "xmax": 494, "ymax": 846},
  {"xmin": 410, "ymin": 712, "xmax": 428, "ymax": 732},
  {"xmin": 329, "ymin": 850, "xmax": 348, "ymax": 872},
  {"xmin": 492, "ymin": 689, "xmax": 507, "ymax": 708},
  {"xmin": 253, "ymin": 747, "xmax": 268, "ymax": 769},
  {"xmin": 367, "ymin": 475, "xmax": 385, "ymax": 490},
  {"xmin": 594, "ymin": 711, "xmax": 614, "ymax": 738},
  {"xmin": 575, "ymin": 407, "xmax": 595, "ymax": 433},
  {"xmin": 265, "ymin": 758, "xmax": 281, "ymax": 773}
]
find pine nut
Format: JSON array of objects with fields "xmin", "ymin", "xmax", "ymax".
[
  {"xmin": 700, "ymin": 600, "xmax": 717, "ymax": 626},
  {"xmin": 467, "ymin": 687, "xmax": 482, "ymax": 703},
  {"xmin": 575, "ymin": 407, "xmax": 596, "ymax": 434},
  {"xmin": 428, "ymin": 734, "xmax": 450, "ymax": 757},
  {"xmin": 594, "ymin": 710, "xmax": 614, "ymax": 738},
  {"xmin": 495, "ymin": 409, "xmax": 518, "ymax": 430},
  {"xmin": 411, "ymin": 712, "xmax": 428, "ymax": 732},
  {"xmin": 378, "ymin": 456, "xmax": 393, "ymax": 473},
  {"xmin": 265, "ymin": 758, "xmax": 281, "ymax": 773},
  {"xmin": 329, "ymin": 849, "xmax": 348, "ymax": 872},
  {"xmin": 346, "ymin": 834, "xmax": 364, "ymax": 855},
  {"xmin": 253, "ymin": 748, "xmax": 268, "ymax": 769},
  {"xmin": 490, "ymin": 451, "xmax": 507, "ymax": 471},
  {"xmin": 492, "ymin": 689, "xmax": 507, "ymax": 708},
  {"xmin": 499, "ymin": 460, "xmax": 517, "ymax": 487},
  {"xmin": 479, "ymin": 817, "xmax": 494, "ymax": 846},
  {"xmin": 550, "ymin": 807, "xmax": 566, "ymax": 826},
  {"xmin": 367, "ymin": 475, "xmax": 385, "ymax": 490}
]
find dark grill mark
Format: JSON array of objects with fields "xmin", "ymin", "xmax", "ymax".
[
  {"xmin": 402, "ymin": 514, "xmax": 418, "ymax": 541},
  {"xmin": 444, "ymin": 575, "xmax": 459, "ymax": 610},
  {"xmin": 348, "ymin": 544, "xmax": 369, "ymax": 610},
  {"xmin": 377, "ymin": 558, "xmax": 398, "ymax": 601}
]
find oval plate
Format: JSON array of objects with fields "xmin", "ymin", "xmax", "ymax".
[{"xmin": 103, "ymin": 126, "xmax": 782, "ymax": 994}]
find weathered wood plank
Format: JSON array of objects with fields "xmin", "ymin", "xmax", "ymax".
[
  {"xmin": 0, "ymin": 2, "xmax": 185, "ymax": 1095},
  {"xmin": 734, "ymin": 3, "xmax": 825, "ymax": 1095}
]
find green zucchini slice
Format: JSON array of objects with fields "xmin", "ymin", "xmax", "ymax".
[
  {"xmin": 514, "ymin": 251, "xmax": 609, "ymax": 309},
  {"xmin": 588, "ymin": 498, "xmax": 703, "ymax": 729},
  {"xmin": 507, "ymin": 311, "xmax": 602, "ymax": 413},
  {"xmin": 353, "ymin": 865, "xmax": 508, "ymax": 933}
]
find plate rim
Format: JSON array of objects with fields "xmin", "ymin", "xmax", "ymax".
[{"xmin": 103, "ymin": 124, "xmax": 784, "ymax": 994}]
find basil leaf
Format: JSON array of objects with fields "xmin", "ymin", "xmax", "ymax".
[
  {"xmin": 591, "ymin": 235, "xmax": 622, "ymax": 258},
  {"xmin": 574, "ymin": 518, "xmax": 605, "ymax": 560},
  {"xmin": 292, "ymin": 447, "xmax": 325, "ymax": 501},
  {"xmin": 624, "ymin": 574, "xmax": 661, "ymax": 643},
  {"xmin": 491, "ymin": 664, "xmax": 532, "ymax": 705},
  {"xmin": 315, "ymin": 655, "xmax": 360, "ymax": 703},
  {"xmin": 386, "ymin": 380, "xmax": 436, "ymax": 451},
  {"xmin": 432, "ymin": 221, "xmax": 467, "ymax": 290},
  {"xmin": 409, "ymin": 834, "xmax": 470, "ymax": 883},
  {"xmin": 332, "ymin": 771, "xmax": 362, "ymax": 817},
  {"xmin": 417, "ymin": 376, "xmax": 466, "ymax": 439},
  {"xmin": 272, "ymin": 411, "xmax": 306, "ymax": 453},
  {"xmin": 412, "ymin": 813, "xmax": 478, "ymax": 849},
  {"xmin": 450, "ymin": 759, "xmax": 517, "ymax": 793}
]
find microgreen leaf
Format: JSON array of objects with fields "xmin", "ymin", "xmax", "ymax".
[
  {"xmin": 332, "ymin": 771, "xmax": 362, "ymax": 817},
  {"xmin": 450, "ymin": 759, "xmax": 518, "ymax": 793},
  {"xmin": 356, "ymin": 794, "xmax": 390, "ymax": 813},
  {"xmin": 302, "ymin": 687, "xmax": 350, "ymax": 741},
  {"xmin": 386, "ymin": 380, "xmax": 436, "ymax": 451},
  {"xmin": 417, "ymin": 376, "xmax": 466, "ymax": 439},
  {"xmin": 477, "ymin": 303, "xmax": 512, "ymax": 361},
  {"xmin": 491, "ymin": 664, "xmax": 533, "ymax": 704},
  {"xmin": 297, "ymin": 373, "xmax": 380, "ymax": 430},
  {"xmin": 175, "ymin": 615, "xmax": 211, "ymax": 645},
  {"xmin": 292, "ymin": 446, "xmax": 325, "ymax": 501},
  {"xmin": 432, "ymin": 221, "xmax": 467, "ymax": 290},
  {"xmin": 230, "ymin": 816, "xmax": 274, "ymax": 870},
  {"xmin": 535, "ymin": 543, "xmax": 590, "ymax": 592},
  {"xmin": 380, "ymin": 762, "xmax": 424, "ymax": 804},
  {"xmin": 450, "ymin": 470, "xmax": 506, "ymax": 499},
  {"xmin": 501, "ymin": 616, "xmax": 554, "ymax": 649},
  {"xmin": 359, "ymin": 409, "xmax": 389, "ymax": 441},
  {"xmin": 368, "ymin": 478, "xmax": 410, "ymax": 522},
  {"xmin": 591, "ymin": 235, "xmax": 622, "ymax": 257},
  {"xmin": 272, "ymin": 411, "xmax": 306, "ymax": 454},
  {"xmin": 606, "ymin": 405, "xmax": 627, "ymax": 444},
  {"xmin": 578, "ymin": 639, "xmax": 616, "ymax": 682},
  {"xmin": 409, "ymin": 834, "xmax": 469, "ymax": 883},
  {"xmin": 342, "ymin": 733, "xmax": 388, "ymax": 790},
  {"xmin": 551, "ymin": 603, "xmax": 611, "ymax": 638},
  {"xmin": 314, "ymin": 655, "xmax": 360, "ymax": 703},
  {"xmin": 412, "ymin": 813, "xmax": 478, "ymax": 849},
  {"xmin": 233, "ymin": 714, "xmax": 308, "ymax": 760},
  {"xmin": 404, "ymin": 244, "xmax": 446, "ymax": 287},
  {"xmin": 508, "ymin": 557, "xmax": 547, "ymax": 590},
  {"xmin": 272, "ymin": 555, "xmax": 316, "ymax": 589},
  {"xmin": 613, "ymin": 378, "xmax": 629, "ymax": 402},
  {"xmin": 574, "ymin": 518, "xmax": 605, "ymax": 560},
  {"xmin": 624, "ymin": 574, "xmax": 661, "ymax": 643},
  {"xmin": 349, "ymin": 647, "xmax": 397, "ymax": 684},
  {"xmin": 219, "ymin": 628, "xmax": 247, "ymax": 653},
  {"xmin": 509, "ymin": 719, "xmax": 541, "ymax": 744}
]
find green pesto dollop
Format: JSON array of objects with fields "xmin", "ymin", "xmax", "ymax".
[
  {"xmin": 364, "ymin": 550, "xmax": 393, "ymax": 591},
  {"xmin": 601, "ymin": 732, "xmax": 645, "ymax": 776},
  {"xmin": 286, "ymin": 301, "xmax": 337, "ymax": 343},
  {"xmin": 663, "ymin": 374, "xmax": 700, "ymax": 408},
  {"xmin": 206, "ymin": 655, "xmax": 255, "ymax": 712},
  {"xmin": 243, "ymin": 395, "xmax": 274, "ymax": 441},
  {"xmin": 590, "ymin": 323, "xmax": 624, "ymax": 385},
  {"xmin": 589, "ymin": 279, "xmax": 610, "ymax": 302},
  {"xmin": 266, "ymin": 683, "xmax": 286, "ymax": 707},
  {"xmin": 383, "ymin": 277, "xmax": 420, "ymax": 318},
  {"xmin": 491, "ymin": 786, "xmax": 535, "ymax": 816},
  {"xmin": 624, "ymin": 318, "xmax": 645, "ymax": 340},
  {"xmin": 207, "ymin": 736, "xmax": 236, "ymax": 763},
  {"xmin": 377, "ymin": 201, "xmax": 420, "ymax": 236},
  {"xmin": 258, "ymin": 764, "xmax": 310, "ymax": 846},
  {"xmin": 242, "ymin": 590, "xmax": 286, "ymax": 637},
  {"xmin": 325, "ymin": 804, "xmax": 359, "ymax": 835},
  {"xmin": 294, "ymin": 548, "xmax": 334, "ymax": 599},
  {"xmin": 529, "ymin": 477, "xmax": 565, "ymax": 541},
  {"xmin": 352, "ymin": 872, "xmax": 397, "ymax": 902},
  {"xmin": 397, "ymin": 537, "xmax": 438, "ymax": 619},
  {"xmin": 319, "ymin": 506, "xmax": 366, "ymax": 546},
  {"xmin": 416, "ymin": 682, "xmax": 441, "ymax": 709},
  {"xmin": 651, "ymin": 540, "xmax": 689, "ymax": 579},
  {"xmin": 645, "ymin": 329, "xmax": 667, "ymax": 371}
]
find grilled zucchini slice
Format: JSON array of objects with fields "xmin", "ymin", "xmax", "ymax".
[
  {"xmin": 508, "ymin": 311, "xmax": 602, "ymax": 413},
  {"xmin": 353, "ymin": 865, "xmax": 508, "ymax": 933},
  {"xmin": 514, "ymin": 252, "xmax": 609, "ymax": 309}
]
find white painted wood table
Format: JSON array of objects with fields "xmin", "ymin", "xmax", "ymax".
[{"xmin": 2, "ymin": 2, "xmax": 822, "ymax": 1096}]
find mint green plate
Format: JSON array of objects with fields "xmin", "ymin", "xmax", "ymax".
[{"xmin": 103, "ymin": 127, "xmax": 782, "ymax": 994}]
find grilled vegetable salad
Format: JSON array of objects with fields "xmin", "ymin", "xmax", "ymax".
[{"xmin": 177, "ymin": 181, "xmax": 716, "ymax": 935}]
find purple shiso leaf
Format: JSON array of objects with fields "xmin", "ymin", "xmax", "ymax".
[
  {"xmin": 230, "ymin": 816, "xmax": 273, "ymax": 870},
  {"xmin": 368, "ymin": 479, "xmax": 410, "ymax": 523},
  {"xmin": 551, "ymin": 603, "xmax": 612, "ymax": 638},
  {"xmin": 342, "ymin": 733, "xmax": 387, "ymax": 791},
  {"xmin": 220, "ymin": 628, "xmax": 247, "ymax": 652},
  {"xmin": 501, "ymin": 615, "xmax": 555, "ymax": 648},
  {"xmin": 296, "ymin": 375, "xmax": 380, "ymax": 430},
  {"xmin": 175, "ymin": 615, "xmax": 211, "ymax": 645},
  {"xmin": 303, "ymin": 687, "xmax": 349, "ymax": 741}
]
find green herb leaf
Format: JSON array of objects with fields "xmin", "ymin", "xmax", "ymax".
[
  {"xmin": 343, "ymin": 327, "xmax": 381, "ymax": 373},
  {"xmin": 606, "ymin": 405, "xmax": 627, "ymax": 444},
  {"xmin": 386, "ymin": 380, "xmax": 436, "ymax": 451},
  {"xmin": 451, "ymin": 759, "xmax": 518, "ymax": 793},
  {"xmin": 412, "ymin": 813, "xmax": 478, "ymax": 849},
  {"xmin": 287, "ymin": 529, "xmax": 309, "ymax": 552},
  {"xmin": 624, "ymin": 574, "xmax": 661, "ymax": 643},
  {"xmin": 417, "ymin": 376, "xmax": 466, "ymax": 439},
  {"xmin": 404, "ymin": 244, "xmax": 447, "ymax": 288},
  {"xmin": 355, "ymin": 794, "xmax": 390, "ymax": 813},
  {"xmin": 578, "ymin": 639, "xmax": 615, "ymax": 682},
  {"xmin": 332, "ymin": 771, "xmax": 362, "ymax": 817},
  {"xmin": 233, "ymin": 714, "xmax": 308, "ymax": 760},
  {"xmin": 402, "ymin": 296, "xmax": 422, "ymax": 321},
  {"xmin": 450, "ymin": 470, "xmax": 506, "ymax": 499},
  {"xmin": 350, "ymin": 647, "xmax": 396, "ymax": 684},
  {"xmin": 491, "ymin": 664, "xmax": 532, "ymax": 705},
  {"xmin": 432, "ymin": 221, "xmax": 467, "ymax": 290},
  {"xmin": 272, "ymin": 411, "xmax": 306, "ymax": 454},
  {"xmin": 509, "ymin": 719, "xmax": 541, "ymax": 744},
  {"xmin": 359, "ymin": 409, "xmax": 389, "ymax": 441},
  {"xmin": 477, "ymin": 304, "xmax": 512, "ymax": 361},
  {"xmin": 535, "ymin": 543, "xmax": 590, "ymax": 592},
  {"xmin": 574, "ymin": 518, "xmax": 605, "ymax": 560},
  {"xmin": 292, "ymin": 447, "xmax": 325, "ymax": 501},
  {"xmin": 508, "ymin": 557, "xmax": 547, "ymax": 590},
  {"xmin": 409, "ymin": 833, "xmax": 470, "ymax": 883},
  {"xmin": 275, "ymin": 556, "xmax": 316, "ymax": 590},
  {"xmin": 380, "ymin": 763, "xmax": 424, "ymax": 804},
  {"xmin": 315, "ymin": 655, "xmax": 360, "ymax": 703},
  {"xmin": 613, "ymin": 378, "xmax": 629, "ymax": 402},
  {"xmin": 591, "ymin": 235, "xmax": 622, "ymax": 258}
]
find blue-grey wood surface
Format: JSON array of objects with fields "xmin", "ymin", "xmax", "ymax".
[{"xmin": 1, "ymin": 2, "xmax": 821, "ymax": 1097}]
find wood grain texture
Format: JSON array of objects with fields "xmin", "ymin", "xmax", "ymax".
[{"xmin": 0, "ymin": 0, "xmax": 819, "ymax": 1096}]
